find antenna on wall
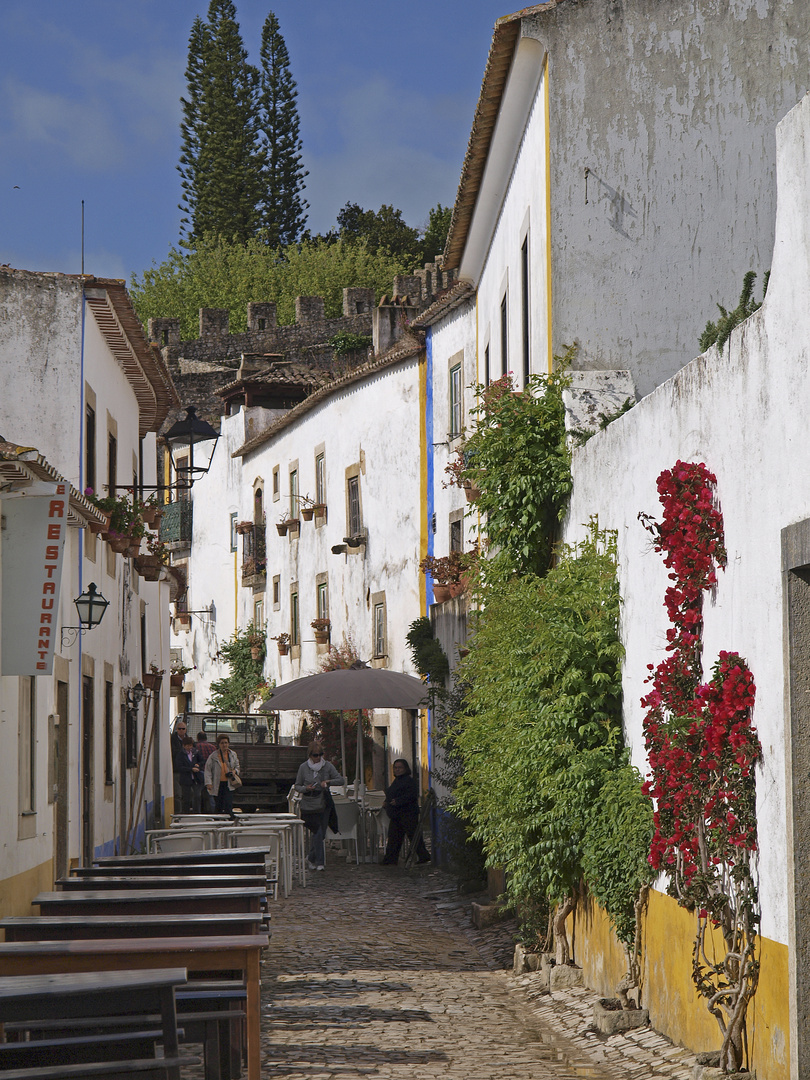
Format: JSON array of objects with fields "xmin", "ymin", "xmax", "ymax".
[{"xmin": 81, "ymin": 200, "xmax": 85, "ymax": 275}]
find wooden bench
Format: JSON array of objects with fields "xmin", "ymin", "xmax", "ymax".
[
  {"xmin": 1, "ymin": 913, "xmax": 266, "ymax": 942},
  {"xmin": 55, "ymin": 875, "xmax": 267, "ymax": 893},
  {"xmin": 33, "ymin": 887, "xmax": 265, "ymax": 918},
  {"xmin": 0, "ymin": 936, "xmax": 267, "ymax": 1080},
  {"xmin": 71, "ymin": 862, "xmax": 265, "ymax": 878},
  {"xmin": 0, "ymin": 969, "xmax": 198, "ymax": 1080},
  {"xmin": 94, "ymin": 847, "xmax": 271, "ymax": 866}
]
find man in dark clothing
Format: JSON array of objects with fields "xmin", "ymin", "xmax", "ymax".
[
  {"xmin": 381, "ymin": 759, "xmax": 430, "ymax": 865},
  {"xmin": 175, "ymin": 736, "xmax": 201, "ymax": 813},
  {"xmin": 170, "ymin": 719, "xmax": 187, "ymax": 810}
]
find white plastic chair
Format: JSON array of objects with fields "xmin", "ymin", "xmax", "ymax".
[
  {"xmin": 153, "ymin": 832, "xmax": 206, "ymax": 853},
  {"xmin": 327, "ymin": 801, "xmax": 361, "ymax": 864},
  {"xmin": 231, "ymin": 829, "xmax": 284, "ymax": 899}
]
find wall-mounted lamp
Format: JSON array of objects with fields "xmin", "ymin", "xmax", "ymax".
[
  {"xmin": 331, "ymin": 544, "xmax": 347, "ymax": 555},
  {"xmin": 165, "ymin": 406, "xmax": 220, "ymax": 487},
  {"xmin": 125, "ymin": 682, "xmax": 145, "ymax": 708},
  {"xmin": 60, "ymin": 582, "xmax": 109, "ymax": 648}
]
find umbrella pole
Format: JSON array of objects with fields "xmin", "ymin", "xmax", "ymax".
[
  {"xmin": 357, "ymin": 708, "xmax": 368, "ymax": 859},
  {"xmin": 340, "ymin": 712, "xmax": 347, "ymax": 785}
]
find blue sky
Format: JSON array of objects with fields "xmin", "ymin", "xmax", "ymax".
[{"xmin": 0, "ymin": 1, "xmax": 510, "ymax": 282}]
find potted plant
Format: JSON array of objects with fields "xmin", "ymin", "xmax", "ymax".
[
  {"xmin": 170, "ymin": 659, "xmax": 191, "ymax": 693},
  {"xmin": 311, "ymin": 618, "xmax": 331, "ymax": 644},
  {"xmin": 138, "ymin": 496, "xmax": 163, "ymax": 527},
  {"xmin": 248, "ymin": 630, "xmax": 266, "ymax": 660},
  {"xmin": 420, "ymin": 551, "xmax": 471, "ymax": 603},
  {"xmin": 273, "ymin": 633, "xmax": 291, "ymax": 656},
  {"xmin": 444, "ymin": 440, "xmax": 482, "ymax": 501},
  {"xmin": 299, "ymin": 496, "xmax": 316, "ymax": 521},
  {"xmin": 275, "ymin": 515, "xmax": 289, "ymax": 537},
  {"xmin": 142, "ymin": 664, "xmax": 164, "ymax": 692},
  {"xmin": 235, "ymin": 520, "xmax": 254, "ymax": 535}
]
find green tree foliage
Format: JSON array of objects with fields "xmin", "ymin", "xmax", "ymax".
[
  {"xmin": 130, "ymin": 235, "xmax": 408, "ymax": 340},
  {"xmin": 406, "ymin": 616, "xmax": 449, "ymax": 683},
  {"xmin": 258, "ymin": 11, "xmax": 308, "ymax": 247},
  {"xmin": 699, "ymin": 270, "xmax": 769, "ymax": 352},
  {"xmin": 420, "ymin": 203, "xmax": 452, "ymax": 263},
  {"xmin": 461, "ymin": 361, "xmax": 573, "ymax": 579},
  {"xmin": 451, "ymin": 523, "xmax": 626, "ymax": 912},
  {"xmin": 207, "ymin": 622, "xmax": 266, "ymax": 713},
  {"xmin": 580, "ymin": 766, "xmax": 654, "ymax": 947},
  {"xmin": 334, "ymin": 202, "xmax": 422, "ymax": 264},
  {"xmin": 178, "ymin": 0, "xmax": 264, "ymax": 245}
]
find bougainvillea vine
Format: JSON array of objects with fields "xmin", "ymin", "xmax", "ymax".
[{"xmin": 639, "ymin": 461, "xmax": 761, "ymax": 1074}]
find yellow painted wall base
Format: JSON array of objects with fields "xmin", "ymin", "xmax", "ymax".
[
  {"xmin": 0, "ymin": 859, "xmax": 55, "ymax": 919},
  {"xmin": 570, "ymin": 888, "xmax": 789, "ymax": 1079}
]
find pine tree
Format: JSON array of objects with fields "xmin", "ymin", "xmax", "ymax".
[
  {"xmin": 178, "ymin": 0, "xmax": 264, "ymax": 245},
  {"xmin": 258, "ymin": 11, "xmax": 308, "ymax": 247}
]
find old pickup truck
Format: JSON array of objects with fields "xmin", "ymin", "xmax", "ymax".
[{"xmin": 179, "ymin": 713, "xmax": 308, "ymax": 811}]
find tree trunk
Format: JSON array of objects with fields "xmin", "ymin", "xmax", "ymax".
[{"xmin": 554, "ymin": 893, "xmax": 576, "ymax": 966}]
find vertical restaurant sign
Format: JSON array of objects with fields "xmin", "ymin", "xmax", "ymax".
[{"xmin": 1, "ymin": 481, "xmax": 68, "ymax": 676}]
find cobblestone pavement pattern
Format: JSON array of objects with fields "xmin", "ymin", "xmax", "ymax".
[{"xmin": 240, "ymin": 859, "xmax": 701, "ymax": 1080}]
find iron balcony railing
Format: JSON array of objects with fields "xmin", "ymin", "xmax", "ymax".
[
  {"xmin": 242, "ymin": 522, "xmax": 267, "ymax": 582},
  {"xmin": 160, "ymin": 499, "xmax": 193, "ymax": 545}
]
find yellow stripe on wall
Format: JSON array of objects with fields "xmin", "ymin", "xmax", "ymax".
[{"xmin": 543, "ymin": 53, "xmax": 552, "ymax": 374}]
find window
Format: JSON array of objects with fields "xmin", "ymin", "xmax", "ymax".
[
  {"xmin": 315, "ymin": 453, "xmax": 326, "ymax": 506},
  {"xmin": 272, "ymin": 466, "xmax": 280, "ymax": 501},
  {"xmin": 19, "ymin": 677, "xmax": 36, "ymax": 815},
  {"xmin": 230, "ymin": 512, "xmax": 238, "ymax": 552},
  {"xmin": 125, "ymin": 705, "xmax": 138, "ymax": 769},
  {"xmin": 254, "ymin": 486, "xmax": 264, "ymax": 522},
  {"xmin": 500, "ymin": 293, "xmax": 508, "ymax": 374},
  {"xmin": 289, "ymin": 469, "xmax": 298, "ymax": 519},
  {"xmin": 317, "ymin": 582, "xmax": 329, "ymax": 620},
  {"xmin": 450, "ymin": 518, "xmax": 463, "ymax": 553},
  {"xmin": 273, "ymin": 575, "xmax": 281, "ymax": 609},
  {"xmin": 449, "ymin": 363, "xmax": 462, "ymax": 439},
  {"xmin": 85, "ymin": 404, "xmax": 96, "ymax": 492},
  {"xmin": 254, "ymin": 599, "xmax": 264, "ymax": 631},
  {"xmin": 104, "ymin": 681, "xmax": 114, "ymax": 785},
  {"xmin": 291, "ymin": 590, "xmax": 300, "ymax": 646},
  {"xmin": 107, "ymin": 432, "xmax": 117, "ymax": 496},
  {"xmin": 521, "ymin": 236, "xmax": 530, "ymax": 385},
  {"xmin": 140, "ymin": 611, "xmax": 147, "ymax": 675},
  {"xmin": 347, "ymin": 476, "xmax": 361, "ymax": 537},
  {"xmin": 484, "ymin": 344, "xmax": 490, "ymax": 388},
  {"xmin": 373, "ymin": 603, "xmax": 386, "ymax": 659}
]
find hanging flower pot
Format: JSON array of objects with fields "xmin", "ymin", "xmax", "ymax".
[
  {"xmin": 432, "ymin": 584, "xmax": 452, "ymax": 603},
  {"xmin": 140, "ymin": 504, "xmax": 162, "ymax": 526},
  {"xmin": 276, "ymin": 522, "xmax": 288, "ymax": 536},
  {"xmin": 301, "ymin": 506, "xmax": 315, "ymax": 521},
  {"xmin": 464, "ymin": 481, "xmax": 481, "ymax": 503},
  {"xmin": 277, "ymin": 642, "xmax": 289, "ymax": 656},
  {"xmin": 107, "ymin": 532, "xmax": 131, "ymax": 554},
  {"xmin": 88, "ymin": 511, "xmax": 111, "ymax": 535},
  {"xmin": 142, "ymin": 671, "xmax": 163, "ymax": 692},
  {"xmin": 314, "ymin": 630, "xmax": 330, "ymax": 644},
  {"xmin": 250, "ymin": 644, "xmax": 261, "ymax": 660},
  {"xmin": 169, "ymin": 671, "xmax": 185, "ymax": 693},
  {"xmin": 125, "ymin": 538, "xmax": 142, "ymax": 558}
]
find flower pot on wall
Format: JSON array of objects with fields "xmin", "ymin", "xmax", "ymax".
[
  {"xmin": 108, "ymin": 533, "xmax": 131, "ymax": 554},
  {"xmin": 277, "ymin": 643, "xmax": 289, "ymax": 656},
  {"xmin": 313, "ymin": 630, "xmax": 330, "ymax": 645},
  {"xmin": 301, "ymin": 507, "xmax": 314, "ymax": 521},
  {"xmin": 142, "ymin": 672, "xmax": 162, "ymax": 692},
  {"xmin": 276, "ymin": 522, "xmax": 288, "ymax": 536},
  {"xmin": 432, "ymin": 584, "xmax": 451, "ymax": 604},
  {"xmin": 464, "ymin": 482, "xmax": 481, "ymax": 503},
  {"xmin": 141, "ymin": 505, "xmax": 162, "ymax": 527},
  {"xmin": 250, "ymin": 645, "xmax": 261, "ymax": 660},
  {"xmin": 88, "ymin": 512, "xmax": 111, "ymax": 535},
  {"xmin": 170, "ymin": 672, "xmax": 184, "ymax": 693}
]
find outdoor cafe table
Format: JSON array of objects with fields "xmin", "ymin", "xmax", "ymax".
[
  {"xmin": 0, "ymin": 968, "xmax": 193, "ymax": 1080},
  {"xmin": 0, "ymin": 934, "xmax": 268, "ymax": 1080},
  {"xmin": 33, "ymin": 887, "xmax": 266, "ymax": 917},
  {"xmin": 94, "ymin": 846, "xmax": 272, "ymax": 866},
  {"xmin": 1, "ymin": 912, "xmax": 265, "ymax": 942},
  {"xmin": 71, "ymin": 862, "xmax": 265, "ymax": 878},
  {"xmin": 55, "ymin": 874, "xmax": 267, "ymax": 892}
]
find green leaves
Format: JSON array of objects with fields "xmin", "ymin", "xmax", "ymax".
[{"xmin": 207, "ymin": 620, "xmax": 267, "ymax": 713}]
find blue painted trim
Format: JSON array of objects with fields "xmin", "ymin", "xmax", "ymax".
[{"xmin": 425, "ymin": 327, "xmax": 435, "ymax": 781}]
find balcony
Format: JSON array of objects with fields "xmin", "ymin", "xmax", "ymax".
[
  {"xmin": 242, "ymin": 522, "xmax": 266, "ymax": 590},
  {"xmin": 160, "ymin": 499, "xmax": 193, "ymax": 549}
]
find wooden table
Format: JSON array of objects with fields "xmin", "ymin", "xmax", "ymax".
[
  {"xmin": 0, "ymin": 935, "xmax": 267, "ymax": 1080},
  {"xmin": 71, "ymin": 862, "xmax": 265, "ymax": 878},
  {"xmin": 94, "ymin": 847, "xmax": 271, "ymax": 866},
  {"xmin": 0, "ymin": 967, "xmax": 193, "ymax": 1080},
  {"xmin": 56, "ymin": 874, "xmax": 267, "ymax": 892},
  {"xmin": 33, "ymin": 887, "xmax": 266, "ymax": 917},
  {"xmin": 1, "ymin": 913, "xmax": 265, "ymax": 942}
]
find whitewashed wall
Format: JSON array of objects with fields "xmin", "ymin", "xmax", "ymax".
[{"xmin": 563, "ymin": 94, "xmax": 810, "ymax": 946}]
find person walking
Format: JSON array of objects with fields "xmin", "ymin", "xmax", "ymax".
[
  {"xmin": 381, "ymin": 759, "xmax": 430, "ymax": 865},
  {"xmin": 175, "ymin": 735, "xmax": 202, "ymax": 813},
  {"xmin": 294, "ymin": 742, "xmax": 344, "ymax": 871},
  {"xmin": 204, "ymin": 733, "xmax": 241, "ymax": 815}
]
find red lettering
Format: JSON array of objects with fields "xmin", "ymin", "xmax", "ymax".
[
  {"xmin": 40, "ymin": 612, "xmax": 52, "ymax": 625},
  {"xmin": 38, "ymin": 626, "xmax": 51, "ymax": 640},
  {"xmin": 56, "ymin": 484, "xmax": 66, "ymax": 495},
  {"xmin": 48, "ymin": 500, "xmax": 65, "ymax": 519},
  {"xmin": 41, "ymin": 598, "xmax": 54, "ymax": 610},
  {"xmin": 47, "ymin": 524, "xmax": 61, "ymax": 540},
  {"xmin": 36, "ymin": 662, "xmax": 47, "ymax": 670},
  {"xmin": 43, "ymin": 582, "xmax": 55, "ymax": 595},
  {"xmin": 45, "ymin": 545, "xmax": 59, "ymax": 560}
]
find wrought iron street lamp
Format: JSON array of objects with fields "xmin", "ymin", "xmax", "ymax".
[
  {"xmin": 165, "ymin": 406, "xmax": 220, "ymax": 489},
  {"xmin": 60, "ymin": 582, "xmax": 109, "ymax": 648}
]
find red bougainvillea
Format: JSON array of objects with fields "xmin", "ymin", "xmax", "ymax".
[{"xmin": 639, "ymin": 461, "xmax": 761, "ymax": 1074}]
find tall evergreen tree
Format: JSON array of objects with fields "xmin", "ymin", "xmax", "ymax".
[
  {"xmin": 258, "ymin": 11, "xmax": 308, "ymax": 247},
  {"xmin": 178, "ymin": 0, "xmax": 264, "ymax": 245}
]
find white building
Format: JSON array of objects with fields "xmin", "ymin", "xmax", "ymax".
[
  {"xmin": 0, "ymin": 269, "xmax": 178, "ymax": 911},
  {"xmin": 174, "ymin": 336, "xmax": 429, "ymax": 787}
]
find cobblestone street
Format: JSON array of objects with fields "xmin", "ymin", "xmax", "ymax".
[{"xmin": 257, "ymin": 858, "xmax": 672, "ymax": 1080}]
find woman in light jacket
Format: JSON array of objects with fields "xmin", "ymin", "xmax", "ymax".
[
  {"xmin": 204, "ymin": 733, "xmax": 241, "ymax": 814},
  {"xmin": 294, "ymin": 741, "xmax": 344, "ymax": 871}
]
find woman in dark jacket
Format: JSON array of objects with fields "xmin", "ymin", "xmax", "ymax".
[{"xmin": 381, "ymin": 759, "xmax": 430, "ymax": 865}]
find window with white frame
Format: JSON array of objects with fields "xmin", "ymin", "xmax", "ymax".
[
  {"xmin": 347, "ymin": 475, "xmax": 361, "ymax": 537},
  {"xmin": 289, "ymin": 468, "xmax": 299, "ymax": 519},
  {"xmin": 315, "ymin": 453, "xmax": 326, "ymax": 505},
  {"xmin": 449, "ymin": 362, "xmax": 462, "ymax": 439},
  {"xmin": 291, "ymin": 589, "xmax": 300, "ymax": 646},
  {"xmin": 317, "ymin": 581, "xmax": 329, "ymax": 620},
  {"xmin": 373, "ymin": 601, "xmax": 386, "ymax": 659}
]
